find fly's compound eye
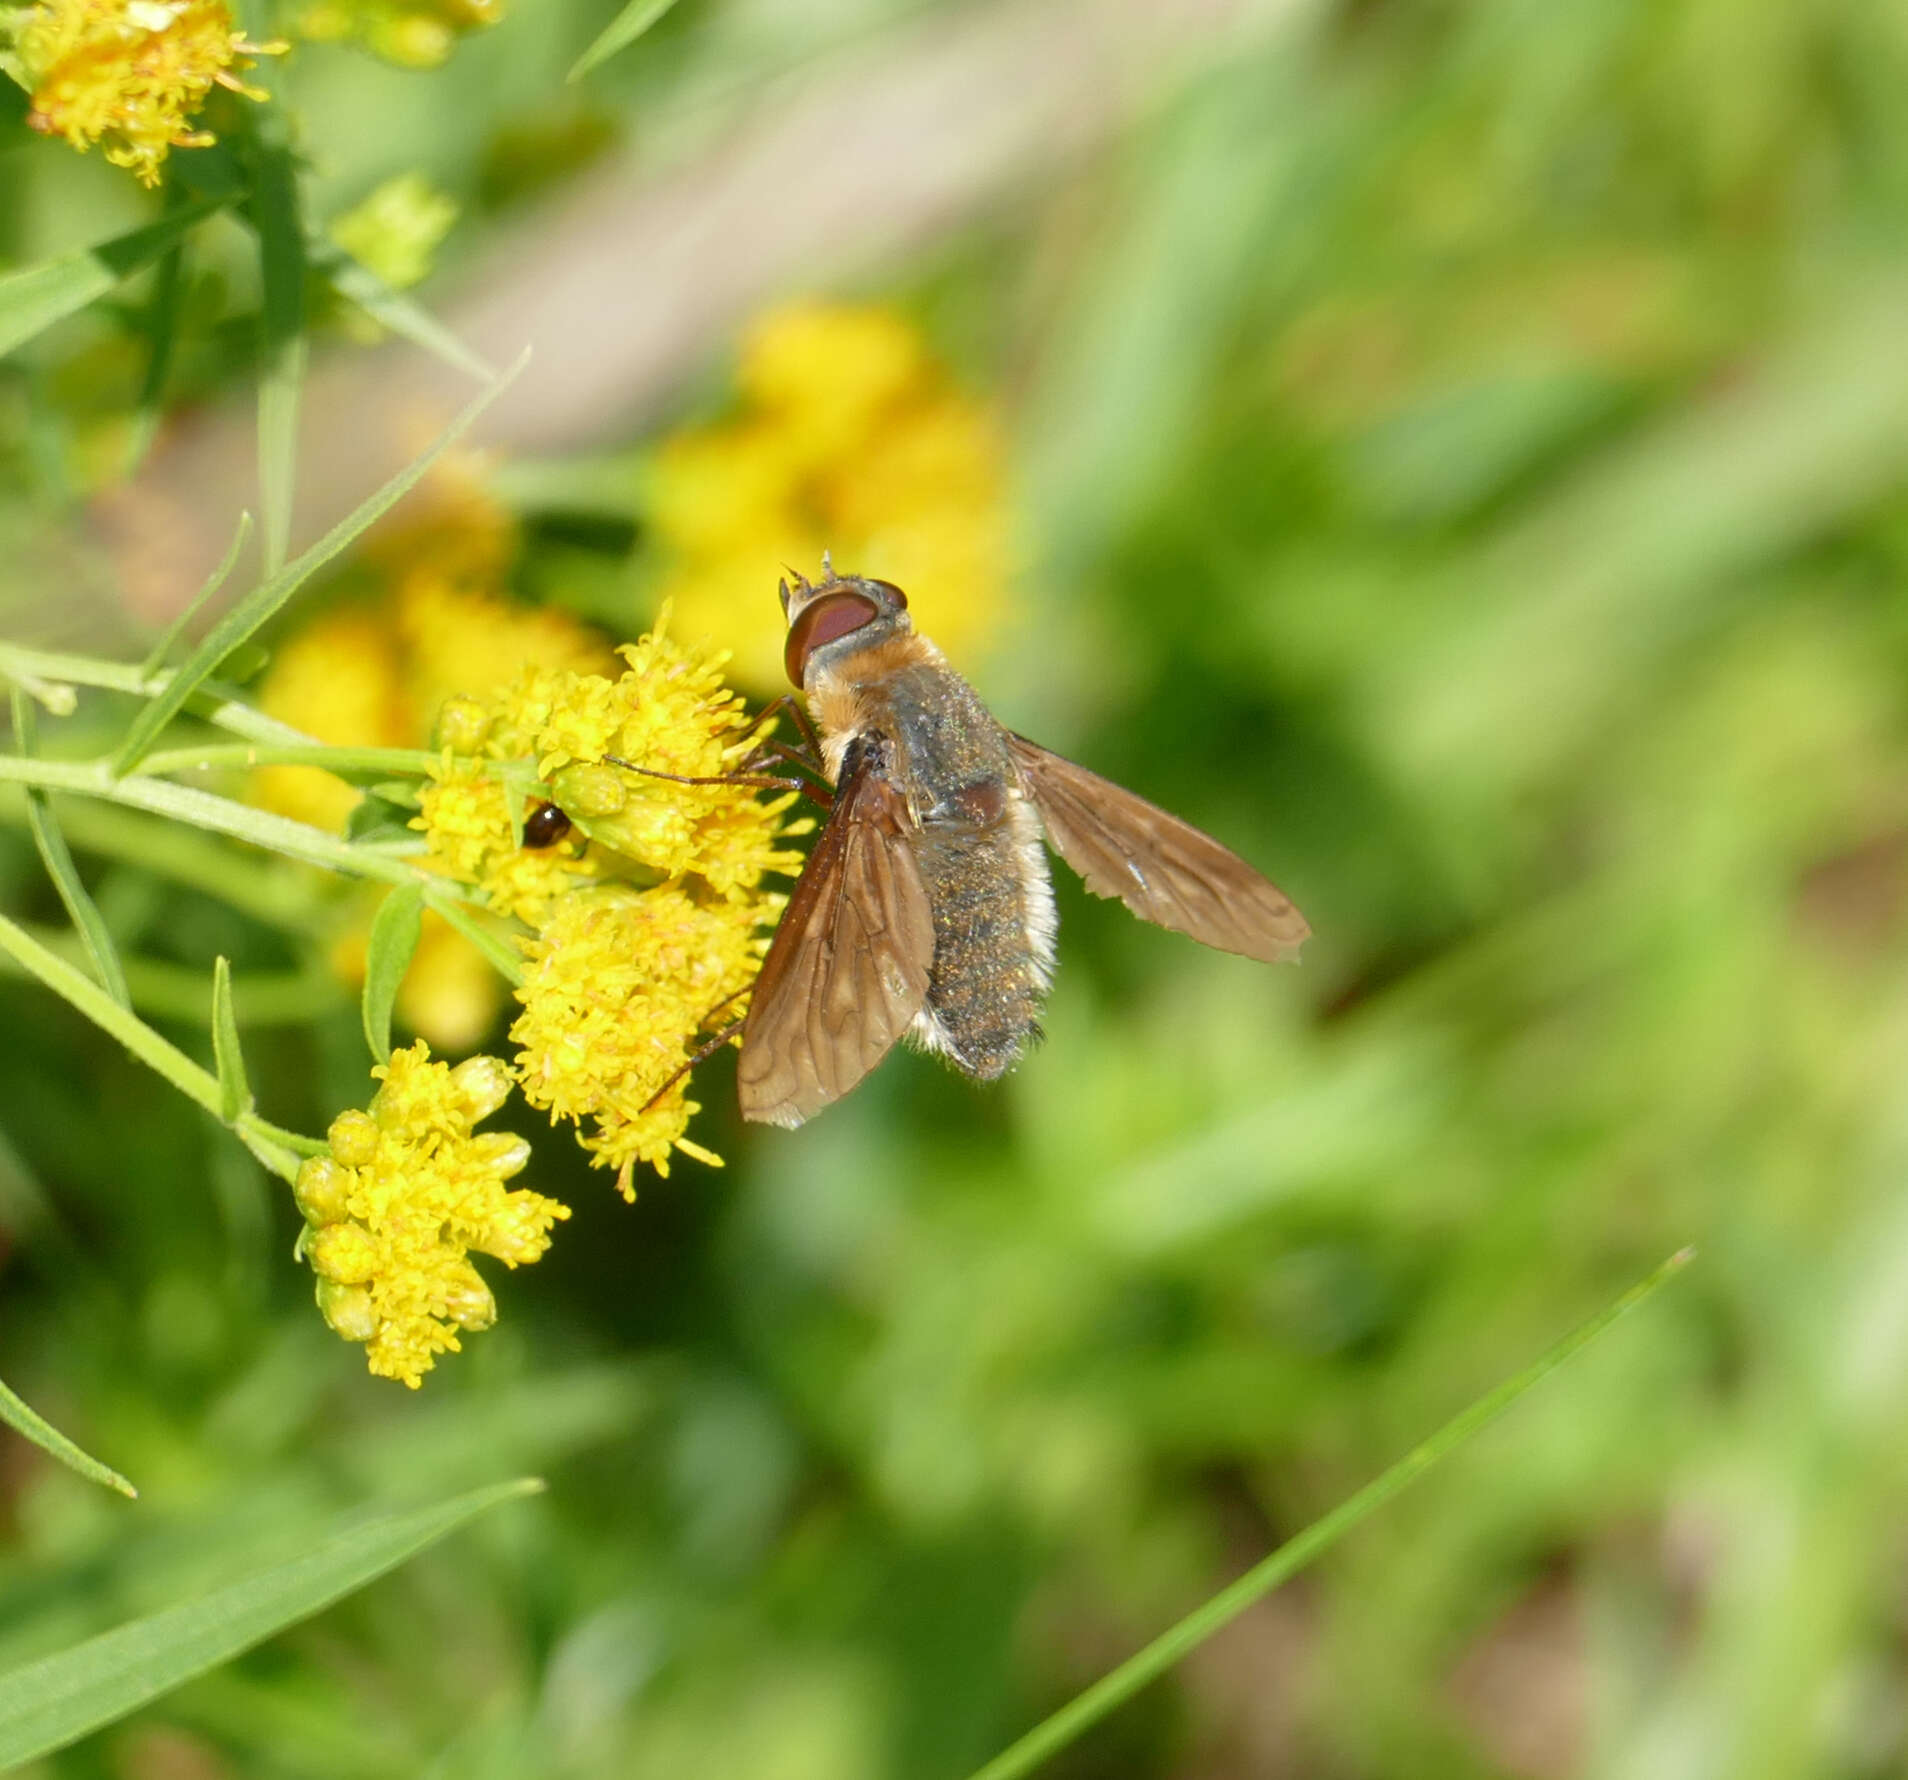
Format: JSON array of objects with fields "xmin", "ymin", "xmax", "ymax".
[
  {"xmin": 864, "ymin": 578, "xmax": 908, "ymax": 610},
  {"xmin": 784, "ymin": 590, "xmax": 880, "ymax": 687},
  {"xmin": 522, "ymin": 802, "xmax": 573, "ymax": 848}
]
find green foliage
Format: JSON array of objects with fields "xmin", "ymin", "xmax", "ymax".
[
  {"xmin": 0, "ymin": 1479, "xmax": 540, "ymax": 1765},
  {"xmin": 5, "ymin": 0, "xmax": 1908, "ymax": 1775}
]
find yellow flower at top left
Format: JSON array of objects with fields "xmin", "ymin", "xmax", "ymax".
[{"xmin": 12, "ymin": 0, "xmax": 282, "ymax": 187}]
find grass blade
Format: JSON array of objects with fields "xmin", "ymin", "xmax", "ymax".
[
  {"xmin": 10, "ymin": 691, "xmax": 131, "ymax": 1009},
  {"xmin": 361, "ymin": 882, "xmax": 423, "ymax": 1064},
  {"xmin": 108, "ymin": 348, "xmax": 530, "ymax": 778},
  {"xmin": 313, "ymin": 243, "xmax": 494, "ymax": 383},
  {"xmin": 211, "ymin": 955, "xmax": 252, "ymax": 1121},
  {"xmin": 246, "ymin": 131, "xmax": 309, "ymax": 575},
  {"xmin": 137, "ymin": 511, "xmax": 253, "ymax": 679},
  {"xmin": 963, "ymin": 1249, "xmax": 1696, "ymax": 1780},
  {"xmin": 0, "ymin": 1377, "xmax": 137, "ymax": 1499},
  {"xmin": 0, "ymin": 198, "xmax": 224, "ymax": 360},
  {"xmin": 0, "ymin": 1478, "xmax": 542, "ymax": 1766},
  {"xmin": 567, "ymin": 0, "xmax": 681, "ymax": 82}
]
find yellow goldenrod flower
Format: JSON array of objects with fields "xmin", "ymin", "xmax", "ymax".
[
  {"xmin": 298, "ymin": 1044, "xmax": 567, "ymax": 1388},
  {"xmin": 13, "ymin": 0, "xmax": 281, "ymax": 187},
  {"xmin": 413, "ymin": 608, "xmax": 807, "ymax": 1185},
  {"xmin": 511, "ymin": 883, "xmax": 768, "ymax": 1194},
  {"xmin": 650, "ymin": 300, "xmax": 1013, "ymax": 689},
  {"xmin": 415, "ymin": 749, "xmax": 595, "ymax": 926}
]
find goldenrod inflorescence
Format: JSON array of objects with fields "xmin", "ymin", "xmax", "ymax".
[
  {"xmin": 415, "ymin": 605, "xmax": 809, "ymax": 1192},
  {"xmin": 10, "ymin": 0, "xmax": 280, "ymax": 185},
  {"xmin": 299, "ymin": 1045, "xmax": 568, "ymax": 1388}
]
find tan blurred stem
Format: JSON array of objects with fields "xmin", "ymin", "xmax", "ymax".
[{"xmin": 95, "ymin": 0, "xmax": 1311, "ymax": 620}]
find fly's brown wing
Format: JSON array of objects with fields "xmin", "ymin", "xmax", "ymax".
[
  {"xmin": 737, "ymin": 747, "xmax": 935, "ymax": 1128},
  {"xmin": 1006, "ymin": 733, "xmax": 1309, "ymax": 963}
]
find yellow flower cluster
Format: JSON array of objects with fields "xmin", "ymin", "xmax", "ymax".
[
  {"xmin": 513, "ymin": 883, "xmax": 763, "ymax": 1188},
  {"xmin": 13, "ymin": 0, "xmax": 278, "ymax": 186},
  {"xmin": 298, "ymin": 1045, "xmax": 568, "ymax": 1388},
  {"xmin": 415, "ymin": 608, "xmax": 809, "ymax": 1189},
  {"xmin": 652, "ymin": 301, "xmax": 1011, "ymax": 688}
]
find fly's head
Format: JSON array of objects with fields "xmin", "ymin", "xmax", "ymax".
[{"xmin": 779, "ymin": 567, "xmax": 912, "ymax": 690}]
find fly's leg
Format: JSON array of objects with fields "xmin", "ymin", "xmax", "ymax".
[
  {"xmin": 603, "ymin": 757, "xmax": 834, "ymax": 810},
  {"xmin": 640, "ymin": 998, "xmax": 750, "ymax": 1114},
  {"xmin": 742, "ymin": 692, "xmax": 822, "ymax": 761}
]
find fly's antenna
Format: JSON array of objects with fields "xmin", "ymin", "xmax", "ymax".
[{"xmin": 820, "ymin": 547, "xmax": 834, "ymax": 582}]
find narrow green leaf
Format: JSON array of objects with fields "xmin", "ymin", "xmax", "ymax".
[
  {"xmin": 963, "ymin": 1249, "xmax": 1696, "ymax": 1780},
  {"xmin": 567, "ymin": 0, "xmax": 682, "ymax": 82},
  {"xmin": 0, "ymin": 198, "xmax": 223, "ymax": 360},
  {"xmin": 108, "ymin": 349, "xmax": 530, "ymax": 778},
  {"xmin": 0, "ymin": 639, "xmax": 319, "ymax": 750},
  {"xmin": 211, "ymin": 955, "xmax": 252, "ymax": 1120},
  {"xmin": 361, "ymin": 882, "xmax": 424, "ymax": 1064},
  {"xmin": 0, "ymin": 908, "xmax": 308, "ymax": 1183},
  {"xmin": 424, "ymin": 893, "xmax": 523, "ymax": 983},
  {"xmin": 10, "ymin": 691, "xmax": 131, "ymax": 1009},
  {"xmin": 0, "ymin": 1377, "xmax": 137, "ymax": 1499},
  {"xmin": 0, "ymin": 1478, "xmax": 542, "ymax": 1767},
  {"xmin": 313, "ymin": 243, "xmax": 493, "ymax": 383},
  {"xmin": 247, "ymin": 134, "xmax": 310, "ymax": 575},
  {"xmin": 165, "ymin": 138, "xmax": 248, "ymax": 202},
  {"xmin": 137, "ymin": 512, "xmax": 253, "ymax": 679}
]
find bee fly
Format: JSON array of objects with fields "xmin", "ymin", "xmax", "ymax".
[{"xmin": 733, "ymin": 568, "xmax": 1309, "ymax": 1128}]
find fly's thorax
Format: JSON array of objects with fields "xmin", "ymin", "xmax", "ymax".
[{"xmin": 808, "ymin": 632, "xmax": 1009, "ymax": 801}]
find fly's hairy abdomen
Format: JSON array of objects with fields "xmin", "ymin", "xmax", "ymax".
[{"xmin": 859, "ymin": 658, "xmax": 1057, "ymax": 1078}]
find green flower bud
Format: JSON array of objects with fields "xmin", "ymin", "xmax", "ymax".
[
  {"xmin": 327, "ymin": 1108, "xmax": 380, "ymax": 1167},
  {"xmin": 550, "ymin": 761, "xmax": 629, "ymax": 819},
  {"xmin": 434, "ymin": 694, "xmax": 492, "ymax": 755},
  {"xmin": 294, "ymin": 1155, "xmax": 351, "ymax": 1225},
  {"xmin": 444, "ymin": 1275, "xmax": 497, "ymax": 1332},
  {"xmin": 450, "ymin": 1054, "xmax": 513, "ymax": 1123},
  {"xmin": 308, "ymin": 1221, "xmax": 378, "ymax": 1285},
  {"xmin": 469, "ymin": 1132, "xmax": 531, "ymax": 1179},
  {"xmin": 316, "ymin": 1279, "xmax": 380, "ymax": 1342}
]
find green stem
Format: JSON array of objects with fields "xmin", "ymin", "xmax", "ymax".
[
  {"xmin": 963, "ymin": 1248, "xmax": 1696, "ymax": 1780},
  {"xmin": 0, "ymin": 642, "xmax": 314, "ymax": 750},
  {"xmin": 0, "ymin": 909, "xmax": 309, "ymax": 1182},
  {"xmin": 0, "ymin": 792, "xmax": 326, "ymax": 930},
  {"xmin": 0, "ymin": 922, "xmax": 343, "ymax": 1025},
  {"xmin": 0, "ymin": 754, "xmax": 458, "ymax": 895},
  {"xmin": 0, "ymin": 756, "xmax": 526, "ymax": 985},
  {"xmin": 134, "ymin": 744, "xmax": 441, "ymax": 779}
]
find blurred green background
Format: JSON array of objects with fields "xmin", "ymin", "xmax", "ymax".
[{"xmin": 8, "ymin": 0, "xmax": 1908, "ymax": 1773}]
